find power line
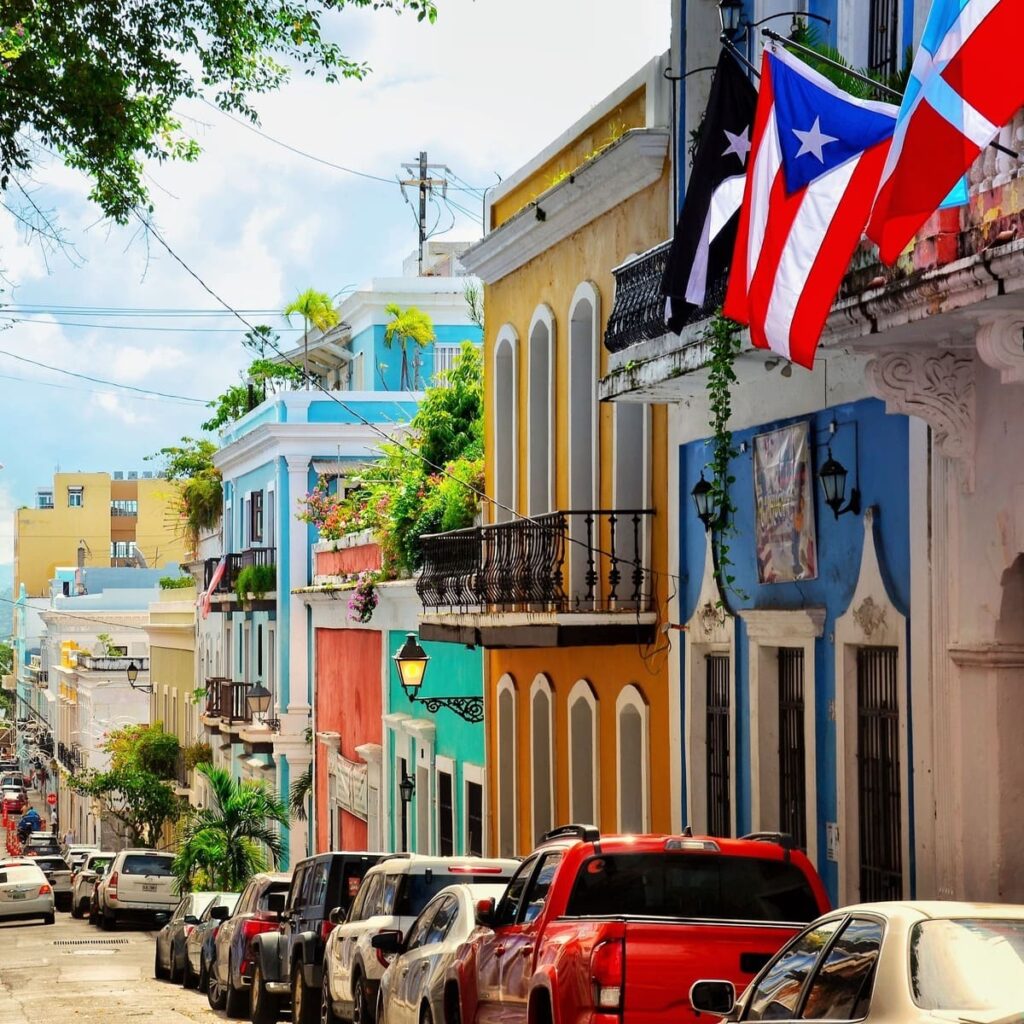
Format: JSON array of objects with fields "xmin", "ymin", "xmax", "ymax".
[
  {"xmin": 0, "ymin": 348, "xmax": 209, "ymax": 404},
  {"xmin": 0, "ymin": 594, "xmax": 152, "ymax": 632},
  {"xmin": 1, "ymin": 305, "xmax": 286, "ymax": 317},
  {"xmin": 0, "ymin": 315, "xmax": 301, "ymax": 334},
  {"xmin": 0, "ymin": 370, "xmax": 207, "ymax": 407}
]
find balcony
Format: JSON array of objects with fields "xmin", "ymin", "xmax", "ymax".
[
  {"xmin": 202, "ymin": 678, "xmax": 252, "ymax": 728},
  {"xmin": 56, "ymin": 742, "xmax": 83, "ymax": 774},
  {"xmin": 417, "ymin": 509, "xmax": 657, "ymax": 648},
  {"xmin": 604, "ymin": 240, "xmax": 672, "ymax": 354},
  {"xmin": 201, "ymin": 547, "xmax": 276, "ymax": 608}
]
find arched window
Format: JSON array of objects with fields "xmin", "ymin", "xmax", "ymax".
[
  {"xmin": 616, "ymin": 685, "xmax": 650, "ymax": 833},
  {"xmin": 527, "ymin": 306, "xmax": 555, "ymax": 516},
  {"xmin": 568, "ymin": 284, "xmax": 600, "ymax": 603},
  {"xmin": 613, "ymin": 404, "xmax": 650, "ymax": 607},
  {"xmin": 568, "ymin": 680, "xmax": 599, "ymax": 826},
  {"xmin": 530, "ymin": 674, "xmax": 555, "ymax": 842},
  {"xmin": 496, "ymin": 675, "xmax": 518, "ymax": 856},
  {"xmin": 493, "ymin": 326, "xmax": 518, "ymax": 523}
]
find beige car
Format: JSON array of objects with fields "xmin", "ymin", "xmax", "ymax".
[
  {"xmin": 690, "ymin": 901, "xmax": 1024, "ymax": 1023},
  {"xmin": 0, "ymin": 859, "xmax": 55, "ymax": 925},
  {"xmin": 97, "ymin": 849, "xmax": 178, "ymax": 930}
]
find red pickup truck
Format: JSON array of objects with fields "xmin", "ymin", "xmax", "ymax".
[{"xmin": 445, "ymin": 826, "xmax": 830, "ymax": 1024}]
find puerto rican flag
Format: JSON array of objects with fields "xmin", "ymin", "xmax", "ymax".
[
  {"xmin": 724, "ymin": 46, "xmax": 898, "ymax": 368},
  {"xmin": 867, "ymin": 0, "xmax": 1024, "ymax": 264},
  {"xmin": 199, "ymin": 556, "xmax": 227, "ymax": 620}
]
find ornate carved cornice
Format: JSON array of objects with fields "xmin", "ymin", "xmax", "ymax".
[
  {"xmin": 865, "ymin": 350, "xmax": 975, "ymax": 490},
  {"xmin": 976, "ymin": 316, "xmax": 1024, "ymax": 384}
]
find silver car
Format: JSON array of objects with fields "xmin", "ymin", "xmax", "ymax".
[
  {"xmin": 0, "ymin": 859, "xmax": 55, "ymax": 925},
  {"xmin": 71, "ymin": 851, "xmax": 115, "ymax": 919},
  {"xmin": 374, "ymin": 884, "xmax": 509, "ymax": 1024},
  {"xmin": 27, "ymin": 854, "xmax": 72, "ymax": 911}
]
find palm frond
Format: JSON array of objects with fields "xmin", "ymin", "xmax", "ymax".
[{"xmin": 290, "ymin": 763, "xmax": 313, "ymax": 822}]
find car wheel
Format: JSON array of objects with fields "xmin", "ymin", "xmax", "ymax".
[
  {"xmin": 251, "ymin": 963, "xmax": 281, "ymax": 1024},
  {"xmin": 293, "ymin": 961, "xmax": 318, "ymax": 1024},
  {"xmin": 444, "ymin": 984, "xmax": 462, "ymax": 1024},
  {"xmin": 321, "ymin": 970, "xmax": 341, "ymax": 1024},
  {"xmin": 43, "ymin": 913, "xmax": 55, "ymax": 925},
  {"xmin": 207, "ymin": 965, "xmax": 227, "ymax": 1011},
  {"xmin": 70, "ymin": 897, "xmax": 82, "ymax": 920},
  {"xmin": 225, "ymin": 957, "xmax": 248, "ymax": 1020},
  {"xmin": 352, "ymin": 971, "xmax": 373, "ymax": 1024},
  {"xmin": 155, "ymin": 945, "xmax": 168, "ymax": 981},
  {"xmin": 183, "ymin": 954, "xmax": 198, "ymax": 990},
  {"xmin": 421, "ymin": 1004, "xmax": 434, "ymax": 1024},
  {"xmin": 168, "ymin": 947, "xmax": 180, "ymax": 984},
  {"xmin": 101, "ymin": 909, "xmax": 116, "ymax": 931},
  {"xmin": 198, "ymin": 957, "xmax": 209, "ymax": 996}
]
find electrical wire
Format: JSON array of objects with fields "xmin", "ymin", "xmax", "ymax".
[
  {"xmin": 0, "ymin": 370, "xmax": 207, "ymax": 407},
  {"xmin": 0, "ymin": 348, "xmax": 209, "ymax": 404},
  {"xmin": 1, "ymin": 305, "xmax": 285, "ymax": 317},
  {"xmin": 0, "ymin": 315, "xmax": 301, "ymax": 334},
  {"xmin": 0, "ymin": 594, "xmax": 151, "ymax": 632}
]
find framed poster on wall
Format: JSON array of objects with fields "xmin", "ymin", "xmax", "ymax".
[{"xmin": 753, "ymin": 422, "xmax": 818, "ymax": 583}]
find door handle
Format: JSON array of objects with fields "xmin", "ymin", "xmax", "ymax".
[
  {"xmin": 520, "ymin": 945, "xmax": 534, "ymax": 957},
  {"xmin": 494, "ymin": 945, "xmax": 507, "ymax": 957}
]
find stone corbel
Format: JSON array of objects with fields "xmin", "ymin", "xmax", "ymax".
[
  {"xmin": 975, "ymin": 316, "xmax": 1024, "ymax": 385},
  {"xmin": 865, "ymin": 350, "xmax": 975, "ymax": 492}
]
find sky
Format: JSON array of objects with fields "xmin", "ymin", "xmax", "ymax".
[{"xmin": 0, "ymin": 0, "xmax": 672, "ymax": 568}]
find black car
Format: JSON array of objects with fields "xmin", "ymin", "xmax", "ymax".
[
  {"xmin": 154, "ymin": 892, "xmax": 220, "ymax": 982},
  {"xmin": 250, "ymin": 852, "xmax": 388, "ymax": 1024}
]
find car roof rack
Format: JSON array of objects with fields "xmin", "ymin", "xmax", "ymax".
[
  {"xmin": 540, "ymin": 824, "xmax": 600, "ymax": 844},
  {"xmin": 740, "ymin": 831, "xmax": 797, "ymax": 851}
]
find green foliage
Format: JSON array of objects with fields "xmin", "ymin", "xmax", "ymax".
[
  {"xmin": 704, "ymin": 312, "xmax": 744, "ymax": 604},
  {"xmin": 0, "ymin": 1, "xmax": 437, "ymax": 224},
  {"xmin": 0, "ymin": 642, "xmax": 14, "ymax": 675},
  {"xmin": 289, "ymin": 763, "xmax": 313, "ymax": 822},
  {"xmin": 148, "ymin": 435, "xmax": 223, "ymax": 553},
  {"xmin": 383, "ymin": 303, "xmax": 436, "ymax": 390},
  {"xmin": 338, "ymin": 343, "xmax": 483, "ymax": 575},
  {"xmin": 72, "ymin": 767, "xmax": 180, "ymax": 847},
  {"xmin": 201, "ymin": 358, "xmax": 304, "ymax": 432},
  {"xmin": 173, "ymin": 763, "xmax": 289, "ymax": 893},
  {"xmin": 235, "ymin": 563, "xmax": 276, "ymax": 602},
  {"xmin": 464, "ymin": 281, "xmax": 484, "ymax": 331},
  {"xmin": 159, "ymin": 575, "xmax": 194, "ymax": 590},
  {"xmin": 182, "ymin": 741, "xmax": 213, "ymax": 772},
  {"xmin": 94, "ymin": 632, "xmax": 120, "ymax": 657},
  {"xmin": 102, "ymin": 722, "xmax": 180, "ymax": 778}
]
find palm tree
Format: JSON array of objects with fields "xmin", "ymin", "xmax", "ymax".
[
  {"xmin": 172, "ymin": 763, "xmax": 289, "ymax": 893},
  {"xmin": 283, "ymin": 288, "xmax": 341, "ymax": 387},
  {"xmin": 383, "ymin": 303, "xmax": 436, "ymax": 390}
]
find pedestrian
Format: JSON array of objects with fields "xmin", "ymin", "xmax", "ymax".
[
  {"xmin": 49, "ymin": 806, "xmax": 57, "ymax": 832},
  {"xmin": 62, "ymin": 826, "xmax": 74, "ymax": 847}
]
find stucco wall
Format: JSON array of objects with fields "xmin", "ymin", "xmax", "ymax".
[{"xmin": 314, "ymin": 627, "xmax": 382, "ymax": 852}]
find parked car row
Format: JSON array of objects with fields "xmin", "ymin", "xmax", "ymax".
[{"xmin": 151, "ymin": 825, "xmax": 1024, "ymax": 1024}]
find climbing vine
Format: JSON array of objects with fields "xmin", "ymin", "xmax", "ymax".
[{"xmin": 704, "ymin": 311, "xmax": 744, "ymax": 602}]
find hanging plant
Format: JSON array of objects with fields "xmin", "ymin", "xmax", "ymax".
[
  {"xmin": 704, "ymin": 311, "xmax": 744, "ymax": 604},
  {"xmin": 347, "ymin": 571, "xmax": 380, "ymax": 624}
]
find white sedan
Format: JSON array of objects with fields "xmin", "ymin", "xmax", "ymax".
[
  {"xmin": 690, "ymin": 901, "xmax": 1024, "ymax": 1022},
  {"xmin": 376, "ymin": 883, "xmax": 508, "ymax": 1024},
  {"xmin": 0, "ymin": 859, "xmax": 55, "ymax": 925}
]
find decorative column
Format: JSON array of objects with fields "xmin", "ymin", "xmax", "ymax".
[{"xmin": 283, "ymin": 454, "xmax": 311, "ymax": 717}]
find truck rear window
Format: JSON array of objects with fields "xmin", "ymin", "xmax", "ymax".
[
  {"xmin": 393, "ymin": 873, "xmax": 512, "ymax": 917},
  {"xmin": 122, "ymin": 855, "xmax": 175, "ymax": 876},
  {"xmin": 565, "ymin": 854, "xmax": 820, "ymax": 923}
]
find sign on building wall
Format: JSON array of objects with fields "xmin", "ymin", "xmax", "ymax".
[
  {"xmin": 753, "ymin": 422, "xmax": 818, "ymax": 583},
  {"xmin": 330, "ymin": 751, "xmax": 368, "ymax": 821}
]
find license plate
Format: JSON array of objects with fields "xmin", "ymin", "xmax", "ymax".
[
  {"xmin": 10, "ymin": 891, "xmax": 26, "ymax": 900},
  {"xmin": 142, "ymin": 883, "xmax": 157, "ymax": 892}
]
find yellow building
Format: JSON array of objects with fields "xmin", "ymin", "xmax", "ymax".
[
  {"xmin": 14, "ymin": 471, "xmax": 188, "ymax": 597},
  {"xmin": 417, "ymin": 55, "xmax": 678, "ymax": 854}
]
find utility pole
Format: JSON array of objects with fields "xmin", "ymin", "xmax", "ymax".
[{"xmin": 399, "ymin": 152, "xmax": 450, "ymax": 276}]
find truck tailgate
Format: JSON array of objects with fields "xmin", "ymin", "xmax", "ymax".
[{"xmin": 622, "ymin": 920, "xmax": 800, "ymax": 1024}]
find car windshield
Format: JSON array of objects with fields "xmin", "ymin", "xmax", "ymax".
[
  {"xmin": 910, "ymin": 918, "xmax": 1024, "ymax": 1011},
  {"xmin": 393, "ymin": 872, "xmax": 511, "ymax": 917},
  {"xmin": 257, "ymin": 883, "xmax": 289, "ymax": 911},
  {"xmin": 121, "ymin": 854, "xmax": 175, "ymax": 876},
  {"xmin": 87, "ymin": 857, "xmax": 113, "ymax": 873},
  {"xmin": 32, "ymin": 858, "xmax": 67, "ymax": 872},
  {"xmin": 565, "ymin": 853, "xmax": 820, "ymax": 923}
]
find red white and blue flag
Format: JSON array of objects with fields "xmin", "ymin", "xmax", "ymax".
[
  {"xmin": 199, "ymin": 556, "xmax": 227, "ymax": 620},
  {"xmin": 725, "ymin": 46, "xmax": 898, "ymax": 368},
  {"xmin": 867, "ymin": 0, "xmax": 1024, "ymax": 264}
]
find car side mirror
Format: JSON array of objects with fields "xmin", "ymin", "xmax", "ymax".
[
  {"xmin": 689, "ymin": 981, "xmax": 736, "ymax": 1016},
  {"xmin": 370, "ymin": 930, "xmax": 403, "ymax": 954},
  {"xmin": 184, "ymin": 914, "xmax": 200, "ymax": 926},
  {"xmin": 475, "ymin": 898, "xmax": 496, "ymax": 928},
  {"xmin": 266, "ymin": 891, "xmax": 287, "ymax": 916},
  {"xmin": 328, "ymin": 906, "xmax": 347, "ymax": 926},
  {"xmin": 210, "ymin": 905, "xmax": 230, "ymax": 921}
]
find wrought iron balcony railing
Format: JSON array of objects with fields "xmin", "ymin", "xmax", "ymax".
[
  {"xmin": 202, "ymin": 547, "xmax": 275, "ymax": 595},
  {"xmin": 56, "ymin": 741, "xmax": 82, "ymax": 773},
  {"xmin": 604, "ymin": 240, "xmax": 672, "ymax": 353},
  {"xmin": 417, "ymin": 509, "xmax": 654, "ymax": 613}
]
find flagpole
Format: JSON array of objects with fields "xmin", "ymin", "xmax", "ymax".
[
  {"xmin": 720, "ymin": 35, "xmax": 760, "ymax": 80},
  {"xmin": 761, "ymin": 28, "xmax": 1019, "ymax": 160}
]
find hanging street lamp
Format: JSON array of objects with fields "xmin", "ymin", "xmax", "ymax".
[
  {"xmin": 398, "ymin": 770, "xmax": 416, "ymax": 852},
  {"xmin": 126, "ymin": 660, "xmax": 152, "ymax": 693},
  {"xmin": 818, "ymin": 447, "xmax": 861, "ymax": 519},
  {"xmin": 393, "ymin": 633, "xmax": 484, "ymax": 724}
]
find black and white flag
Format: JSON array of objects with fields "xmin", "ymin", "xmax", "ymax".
[{"xmin": 661, "ymin": 48, "xmax": 758, "ymax": 333}]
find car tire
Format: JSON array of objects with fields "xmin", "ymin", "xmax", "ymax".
[
  {"xmin": 198, "ymin": 957, "xmax": 209, "ymax": 996},
  {"xmin": 168, "ymin": 948, "xmax": 180, "ymax": 984},
  {"xmin": 251, "ymin": 963, "xmax": 281, "ymax": 1024},
  {"xmin": 155, "ymin": 945, "xmax": 169, "ymax": 981},
  {"xmin": 225, "ymin": 957, "xmax": 248, "ymax": 1020},
  {"xmin": 352, "ymin": 971, "xmax": 373, "ymax": 1024},
  {"xmin": 421, "ymin": 1003, "xmax": 434, "ymax": 1024},
  {"xmin": 444, "ymin": 984, "xmax": 462, "ymax": 1024},
  {"xmin": 70, "ymin": 898, "xmax": 82, "ymax": 920},
  {"xmin": 207, "ymin": 965, "xmax": 227, "ymax": 1011},
  {"xmin": 293, "ymin": 961, "xmax": 318, "ymax": 1024},
  {"xmin": 183, "ymin": 955, "xmax": 198, "ymax": 990},
  {"xmin": 321, "ymin": 971, "xmax": 341, "ymax": 1024},
  {"xmin": 101, "ymin": 909, "xmax": 116, "ymax": 931},
  {"xmin": 43, "ymin": 913, "xmax": 55, "ymax": 925}
]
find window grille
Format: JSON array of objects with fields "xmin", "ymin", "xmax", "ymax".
[{"xmin": 706, "ymin": 655, "xmax": 731, "ymax": 837}]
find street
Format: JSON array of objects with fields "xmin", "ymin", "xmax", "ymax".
[{"xmin": 0, "ymin": 915, "xmax": 218, "ymax": 1024}]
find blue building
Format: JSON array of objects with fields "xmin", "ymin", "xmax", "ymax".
[{"xmin": 202, "ymin": 275, "xmax": 481, "ymax": 867}]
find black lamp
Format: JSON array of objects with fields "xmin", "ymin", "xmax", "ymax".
[
  {"xmin": 399, "ymin": 771, "xmax": 416, "ymax": 805},
  {"xmin": 691, "ymin": 472, "xmax": 721, "ymax": 531},
  {"xmin": 719, "ymin": 0, "xmax": 745, "ymax": 38},
  {"xmin": 818, "ymin": 447, "xmax": 861, "ymax": 519},
  {"xmin": 393, "ymin": 633, "xmax": 430, "ymax": 695},
  {"xmin": 126, "ymin": 660, "xmax": 152, "ymax": 693},
  {"xmin": 246, "ymin": 681, "xmax": 272, "ymax": 719}
]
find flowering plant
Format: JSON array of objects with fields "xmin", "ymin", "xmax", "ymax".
[
  {"xmin": 348, "ymin": 571, "xmax": 379, "ymax": 624},
  {"xmin": 297, "ymin": 477, "xmax": 348, "ymax": 540}
]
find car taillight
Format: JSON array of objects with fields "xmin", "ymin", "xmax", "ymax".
[
  {"xmin": 184, "ymin": 925, "xmax": 195, "ymax": 937},
  {"xmin": 108, "ymin": 871, "xmax": 118, "ymax": 896},
  {"xmin": 38, "ymin": 884, "xmax": 52, "ymax": 895},
  {"xmin": 376, "ymin": 946, "xmax": 394, "ymax": 970},
  {"xmin": 591, "ymin": 939, "xmax": 624, "ymax": 1012},
  {"xmin": 321, "ymin": 919, "xmax": 335, "ymax": 942},
  {"xmin": 212, "ymin": 925, "xmax": 221, "ymax": 939}
]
